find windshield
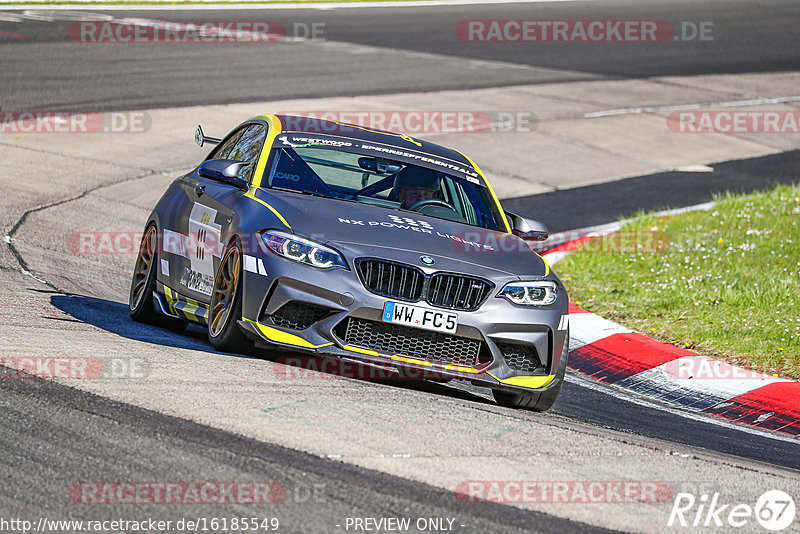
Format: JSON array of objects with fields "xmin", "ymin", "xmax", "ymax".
[{"xmin": 262, "ymin": 143, "xmax": 507, "ymax": 231}]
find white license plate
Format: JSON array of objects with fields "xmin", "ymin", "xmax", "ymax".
[{"xmin": 382, "ymin": 301, "xmax": 457, "ymax": 334}]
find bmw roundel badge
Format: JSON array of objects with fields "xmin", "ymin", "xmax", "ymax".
[{"xmin": 420, "ymin": 256, "xmax": 435, "ymax": 265}]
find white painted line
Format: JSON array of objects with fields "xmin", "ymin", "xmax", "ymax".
[
  {"xmin": 569, "ymin": 312, "xmax": 632, "ymax": 348},
  {"xmin": 565, "ymin": 371, "xmax": 800, "ymax": 444},
  {"xmin": 0, "ymin": 0, "xmax": 579, "ymax": 10},
  {"xmin": 584, "ymin": 95, "xmax": 800, "ymax": 118},
  {"xmin": 673, "ymin": 164, "xmax": 714, "ymax": 173},
  {"xmin": 648, "ymin": 201, "xmax": 715, "ymax": 218},
  {"xmin": 20, "ymin": 268, "xmax": 47, "ymax": 284}
]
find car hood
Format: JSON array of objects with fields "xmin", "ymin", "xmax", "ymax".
[{"xmin": 257, "ymin": 189, "xmax": 551, "ymax": 278}]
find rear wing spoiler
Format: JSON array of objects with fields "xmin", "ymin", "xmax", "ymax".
[{"xmin": 194, "ymin": 125, "xmax": 221, "ymax": 147}]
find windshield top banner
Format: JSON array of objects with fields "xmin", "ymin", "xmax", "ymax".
[{"xmin": 274, "ymin": 133, "xmax": 482, "ymax": 184}]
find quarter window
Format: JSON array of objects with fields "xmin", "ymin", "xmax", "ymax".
[
  {"xmin": 209, "ymin": 128, "xmax": 244, "ymax": 160},
  {"xmin": 228, "ymin": 124, "xmax": 267, "ymax": 183}
]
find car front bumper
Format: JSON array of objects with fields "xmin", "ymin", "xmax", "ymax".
[{"xmin": 238, "ymin": 248, "xmax": 569, "ymax": 395}]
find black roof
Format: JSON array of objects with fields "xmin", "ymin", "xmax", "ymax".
[{"xmin": 275, "ymin": 114, "xmax": 475, "ymax": 172}]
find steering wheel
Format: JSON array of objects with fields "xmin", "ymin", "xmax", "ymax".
[{"xmin": 407, "ymin": 199, "xmax": 458, "ymax": 213}]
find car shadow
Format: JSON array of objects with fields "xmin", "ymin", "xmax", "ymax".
[
  {"xmin": 50, "ymin": 294, "xmax": 223, "ymax": 355},
  {"xmin": 49, "ymin": 294, "xmax": 493, "ymax": 405}
]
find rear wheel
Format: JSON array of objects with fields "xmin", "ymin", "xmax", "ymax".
[
  {"xmin": 208, "ymin": 240, "xmax": 250, "ymax": 353},
  {"xmin": 493, "ymin": 331, "xmax": 569, "ymax": 412},
  {"xmin": 129, "ymin": 223, "xmax": 187, "ymax": 331}
]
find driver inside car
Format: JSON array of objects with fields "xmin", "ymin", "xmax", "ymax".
[{"xmin": 392, "ymin": 166, "xmax": 443, "ymax": 210}]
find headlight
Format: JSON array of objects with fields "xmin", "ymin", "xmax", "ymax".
[
  {"xmin": 498, "ymin": 281, "xmax": 557, "ymax": 306},
  {"xmin": 261, "ymin": 230, "xmax": 348, "ymax": 270}
]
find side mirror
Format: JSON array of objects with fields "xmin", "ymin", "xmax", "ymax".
[
  {"xmin": 195, "ymin": 125, "xmax": 221, "ymax": 147},
  {"xmin": 506, "ymin": 210, "xmax": 549, "ymax": 241},
  {"xmin": 198, "ymin": 159, "xmax": 249, "ymax": 190}
]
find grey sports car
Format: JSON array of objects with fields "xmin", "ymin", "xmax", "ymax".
[{"xmin": 129, "ymin": 114, "xmax": 569, "ymax": 411}]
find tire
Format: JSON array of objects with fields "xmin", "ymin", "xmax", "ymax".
[
  {"xmin": 493, "ymin": 330, "xmax": 569, "ymax": 412},
  {"xmin": 208, "ymin": 239, "xmax": 251, "ymax": 353},
  {"xmin": 129, "ymin": 223, "xmax": 187, "ymax": 331}
]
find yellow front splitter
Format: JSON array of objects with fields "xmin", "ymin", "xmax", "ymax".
[{"xmin": 487, "ymin": 372, "xmax": 556, "ymax": 389}]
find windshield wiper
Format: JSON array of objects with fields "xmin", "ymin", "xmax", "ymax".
[
  {"xmin": 270, "ymin": 186, "xmax": 330, "ymax": 198},
  {"xmin": 269, "ymin": 186, "xmax": 373, "ymax": 206}
]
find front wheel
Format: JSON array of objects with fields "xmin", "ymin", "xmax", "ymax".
[
  {"xmin": 208, "ymin": 240, "xmax": 251, "ymax": 353},
  {"xmin": 493, "ymin": 330, "xmax": 569, "ymax": 412}
]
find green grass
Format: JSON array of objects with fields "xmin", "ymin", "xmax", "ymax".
[{"xmin": 557, "ymin": 183, "xmax": 800, "ymax": 380}]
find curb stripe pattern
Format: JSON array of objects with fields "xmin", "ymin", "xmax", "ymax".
[{"xmin": 543, "ymin": 234, "xmax": 800, "ymax": 438}]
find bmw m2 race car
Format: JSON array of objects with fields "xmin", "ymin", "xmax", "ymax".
[{"xmin": 129, "ymin": 114, "xmax": 569, "ymax": 411}]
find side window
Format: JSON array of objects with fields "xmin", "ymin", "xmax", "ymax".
[
  {"xmin": 228, "ymin": 124, "xmax": 267, "ymax": 183},
  {"xmin": 208, "ymin": 129, "xmax": 244, "ymax": 160}
]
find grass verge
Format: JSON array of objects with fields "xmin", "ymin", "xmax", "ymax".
[{"xmin": 557, "ymin": 182, "xmax": 800, "ymax": 380}]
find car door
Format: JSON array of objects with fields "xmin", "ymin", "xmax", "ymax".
[{"xmin": 169, "ymin": 123, "xmax": 268, "ymax": 305}]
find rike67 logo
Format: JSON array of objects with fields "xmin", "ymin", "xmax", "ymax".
[{"xmin": 669, "ymin": 490, "xmax": 796, "ymax": 531}]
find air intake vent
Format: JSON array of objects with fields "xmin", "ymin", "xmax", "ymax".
[
  {"xmin": 496, "ymin": 341, "xmax": 544, "ymax": 374},
  {"xmin": 336, "ymin": 317, "xmax": 490, "ymax": 369},
  {"xmin": 262, "ymin": 301, "xmax": 333, "ymax": 330}
]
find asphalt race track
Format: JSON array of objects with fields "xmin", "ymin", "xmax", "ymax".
[
  {"xmin": 0, "ymin": 0, "xmax": 798, "ymax": 110},
  {"xmin": 1, "ymin": 0, "xmax": 799, "ymax": 532}
]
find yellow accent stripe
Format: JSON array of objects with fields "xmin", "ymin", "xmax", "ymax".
[
  {"xmin": 542, "ymin": 256, "xmax": 550, "ymax": 277},
  {"xmin": 244, "ymin": 191, "xmax": 292, "ymax": 231},
  {"xmin": 455, "ymin": 150, "xmax": 512, "ymax": 235},
  {"xmin": 239, "ymin": 114, "xmax": 292, "ymax": 231},
  {"xmin": 391, "ymin": 355, "xmax": 433, "ymax": 367},
  {"xmin": 488, "ymin": 371, "xmax": 556, "ymax": 389},
  {"xmin": 182, "ymin": 300, "xmax": 198, "ymax": 321},
  {"xmin": 344, "ymin": 347, "xmax": 478, "ymax": 374},
  {"xmin": 249, "ymin": 114, "xmax": 283, "ymax": 190},
  {"xmin": 343, "ymin": 345, "xmax": 380, "ymax": 357},
  {"xmin": 163, "ymin": 286, "xmax": 175, "ymax": 306},
  {"xmin": 443, "ymin": 364, "xmax": 480, "ymax": 374},
  {"xmin": 184, "ymin": 297, "xmax": 209, "ymax": 322},
  {"xmin": 162, "ymin": 286, "xmax": 209, "ymax": 323},
  {"xmin": 243, "ymin": 318, "xmax": 333, "ymax": 349}
]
